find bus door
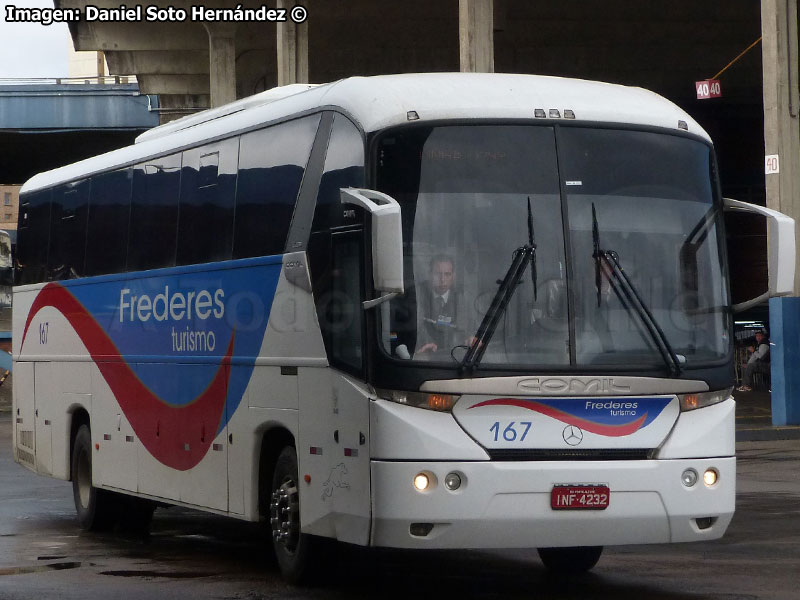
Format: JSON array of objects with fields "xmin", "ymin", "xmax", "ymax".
[
  {"xmin": 329, "ymin": 373, "xmax": 371, "ymax": 544},
  {"xmin": 326, "ymin": 230, "xmax": 371, "ymax": 544},
  {"xmin": 302, "ymin": 228, "xmax": 371, "ymax": 543}
]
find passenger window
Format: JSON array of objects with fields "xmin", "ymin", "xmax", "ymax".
[
  {"xmin": 177, "ymin": 138, "xmax": 238, "ymax": 265},
  {"xmin": 85, "ymin": 168, "xmax": 132, "ymax": 276},
  {"xmin": 15, "ymin": 190, "xmax": 51, "ymax": 285},
  {"xmin": 328, "ymin": 231, "xmax": 365, "ymax": 372},
  {"xmin": 128, "ymin": 153, "xmax": 182, "ymax": 271},
  {"xmin": 311, "ymin": 114, "xmax": 365, "ymax": 232},
  {"xmin": 198, "ymin": 152, "xmax": 220, "ymax": 188},
  {"xmin": 233, "ymin": 114, "xmax": 320, "ymax": 259},
  {"xmin": 49, "ymin": 180, "xmax": 90, "ymax": 280}
]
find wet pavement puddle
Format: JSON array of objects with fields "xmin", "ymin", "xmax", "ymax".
[
  {"xmin": 99, "ymin": 570, "xmax": 219, "ymax": 579},
  {"xmin": 0, "ymin": 562, "xmax": 81, "ymax": 576}
]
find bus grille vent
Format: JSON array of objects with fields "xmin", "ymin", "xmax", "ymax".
[
  {"xmin": 19, "ymin": 430, "xmax": 34, "ymax": 450},
  {"xmin": 487, "ymin": 448, "xmax": 654, "ymax": 461}
]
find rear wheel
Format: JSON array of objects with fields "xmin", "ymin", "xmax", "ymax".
[
  {"xmin": 269, "ymin": 446, "xmax": 322, "ymax": 584},
  {"xmin": 71, "ymin": 424, "xmax": 118, "ymax": 531},
  {"xmin": 537, "ymin": 546, "xmax": 603, "ymax": 574}
]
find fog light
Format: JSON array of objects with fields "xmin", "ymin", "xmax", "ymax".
[
  {"xmin": 681, "ymin": 469, "xmax": 698, "ymax": 487},
  {"xmin": 444, "ymin": 472, "xmax": 462, "ymax": 491},
  {"xmin": 695, "ymin": 517, "xmax": 716, "ymax": 530},
  {"xmin": 410, "ymin": 522, "xmax": 434, "ymax": 537},
  {"xmin": 703, "ymin": 469, "xmax": 718, "ymax": 487},
  {"xmin": 413, "ymin": 473, "xmax": 430, "ymax": 491}
]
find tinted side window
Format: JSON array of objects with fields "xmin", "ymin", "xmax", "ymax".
[
  {"xmin": 128, "ymin": 153, "xmax": 182, "ymax": 271},
  {"xmin": 85, "ymin": 168, "xmax": 132, "ymax": 276},
  {"xmin": 307, "ymin": 229, "xmax": 365, "ymax": 374},
  {"xmin": 49, "ymin": 180, "xmax": 90, "ymax": 280},
  {"xmin": 233, "ymin": 114, "xmax": 320, "ymax": 259},
  {"xmin": 311, "ymin": 114, "xmax": 365, "ymax": 232},
  {"xmin": 177, "ymin": 138, "xmax": 239, "ymax": 265},
  {"xmin": 16, "ymin": 190, "xmax": 51, "ymax": 284},
  {"xmin": 329, "ymin": 232, "xmax": 365, "ymax": 372}
]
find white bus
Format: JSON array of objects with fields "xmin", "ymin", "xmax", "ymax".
[{"xmin": 12, "ymin": 73, "xmax": 795, "ymax": 582}]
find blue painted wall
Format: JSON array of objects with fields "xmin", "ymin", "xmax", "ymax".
[
  {"xmin": 0, "ymin": 84, "xmax": 159, "ymax": 130},
  {"xmin": 769, "ymin": 297, "xmax": 800, "ymax": 426}
]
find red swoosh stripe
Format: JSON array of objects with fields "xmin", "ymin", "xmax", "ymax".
[
  {"xmin": 468, "ymin": 398, "xmax": 647, "ymax": 437},
  {"xmin": 22, "ymin": 282, "xmax": 234, "ymax": 471}
]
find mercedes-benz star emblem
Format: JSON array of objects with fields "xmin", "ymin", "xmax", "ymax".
[{"xmin": 562, "ymin": 425, "xmax": 584, "ymax": 446}]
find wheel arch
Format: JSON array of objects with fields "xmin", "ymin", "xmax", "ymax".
[
  {"xmin": 256, "ymin": 425, "xmax": 296, "ymax": 521},
  {"xmin": 68, "ymin": 406, "xmax": 91, "ymax": 482}
]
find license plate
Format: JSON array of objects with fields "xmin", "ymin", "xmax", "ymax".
[{"xmin": 551, "ymin": 485, "xmax": 610, "ymax": 510}]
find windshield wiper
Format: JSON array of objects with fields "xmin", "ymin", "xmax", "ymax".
[
  {"xmin": 460, "ymin": 197, "xmax": 537, "ymax": 373},
  {"xmin": 528, "ymin": 197, "xmax": 538, "ymax": 300},
  {"xmin": 592, "ymin": 203, "xmax": 682, "ymax": 377}
]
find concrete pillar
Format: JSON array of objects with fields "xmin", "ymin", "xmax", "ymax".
[
  {"xmin": 763, "ymin": 0, "xmax": 800, "ymax": 425},
  {"xmin": 204, "ymin": 23, "xmax": 237, "ymax": 108},
  {"xmin": 97, "ymin": 51, "xmax": 106, "ymax": 78},
  {"xmin": 459, "ymin": 0, "xmax": 494, "ymax": 73},
  {"xmin": 762, "ymin": 0, "xmax": 800, "ymax": 290},
  {"xmin": 277, "ymin": 0, "xmax": 309, "ymax": 86}
]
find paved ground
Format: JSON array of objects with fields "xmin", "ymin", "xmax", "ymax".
[{"xmin": 734, "ymin": 388, "xmax": 800, "ymax": 441}]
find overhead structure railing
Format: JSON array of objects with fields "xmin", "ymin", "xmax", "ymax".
[{"xmin": 0, "ymin": 75, "xmax": 138, "ymax": 86}]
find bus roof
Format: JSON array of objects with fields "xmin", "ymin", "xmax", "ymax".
[{"xmin": 21, "ymin": 73, "xmax": 708, "ymax": 194}]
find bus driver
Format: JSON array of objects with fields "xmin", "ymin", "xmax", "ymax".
[
  {"xmin": 392, "ymin": 254, "xmax": 477, "ymax": 359},
  {"xmin": 416, "ymin": 254, "xmax": 464, "ymax": 355}
]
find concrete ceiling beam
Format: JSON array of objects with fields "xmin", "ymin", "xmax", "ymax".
[
  {"xmin": 74, "ymin": 22, "xmax": 209, "ymax": 52},
  {"xmin": 156, "ymin": 94, "xmax": 211, "ymax": 111},
  {"xmin": 138, "ymin": 74, "xmax": 210, "ymax": 96},
  {"xmin": 105, "ymin": 50, "xmax": 210, "ymax": 76}
]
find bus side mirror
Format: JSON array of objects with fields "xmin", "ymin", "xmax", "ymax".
[
  {"xmin": 724, "ymin": 197, "xmax": 796, "ymax": 312},
  {"xmin": 340, "ymin": 188, "xmax": 404, "ymax": 306}
]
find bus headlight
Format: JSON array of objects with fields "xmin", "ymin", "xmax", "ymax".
[
  {"xmin": 678, "ymin": 388, "xmax": 732, "ymax": 412},
  {"xmin": 703, "ymin": 468, "xmax": 719, "ymax": 487},
  {"xmin": 413, "ymin": 471, "xmax": 436, "ymax": 492},
  {"xmin": 413, "ymin": 473, "xmax": 430, "ymax": 491},
  {"xmin": 376, "ymin": 389, "xmax": 460, "ymax": 412}
]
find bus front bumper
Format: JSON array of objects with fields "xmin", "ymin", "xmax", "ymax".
[{"xmin": 369, "ymin": 456, "xmax": 735, "ymax": 549}]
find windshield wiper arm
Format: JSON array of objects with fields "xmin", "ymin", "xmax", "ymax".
[
  {"xmin": 592, "ymin": 203, "xmax": 682, "ymax": 377},
  {"xmin": 528, "ymin": 197, "xmax": 538, "ymax": 300},
  {"xmin": 460, "ymin": 244, "xmax": 535, "ymax": 373},
  {"xmin": 461, "ymin": 196, "xmax": 536, "ymax": 371},
  {"xmin": 460, "ymin": 198, "xmax": 538, "ymax": 373}
]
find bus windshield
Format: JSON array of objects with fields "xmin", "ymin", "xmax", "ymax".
[{"xmin": 376, "ymin": 124, "xmax": 730, "ymax": 371}]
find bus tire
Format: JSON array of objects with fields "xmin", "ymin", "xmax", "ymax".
[
  {"xmin": 71, "ymin": 424, "xmax": 118, "ymax": 531},
  {"xmin": 269, "ymin": 446, "xmax": 321, "ymax": 584},
  {"xmin": 537, "ymin": 546, "xmax": 603, "ymax": 574}
]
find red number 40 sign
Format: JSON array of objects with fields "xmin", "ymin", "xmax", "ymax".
[{"xmin": 696, "ymin": 79, "xmax": 722, "ymax": 100}]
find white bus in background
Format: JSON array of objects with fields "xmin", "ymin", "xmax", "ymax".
[
  {"xmin": 12, "ymin": 73, "xmax": 795, "ymax": 583},
  {"xmin": 0, "ymin": 230, "xmax": 11, "ymax": 308}
]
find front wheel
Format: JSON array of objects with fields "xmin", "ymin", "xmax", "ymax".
[
  {"xmin": 269, "ymin": 446, "xmax": 323, "ymax": 584},
  {"xmin": 71, "ymin": 424, "xmax": 118, "ymax": 531},
  {"xmin": 537, "ymin": 546, "xmax": 603, "ymax": 574}
]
